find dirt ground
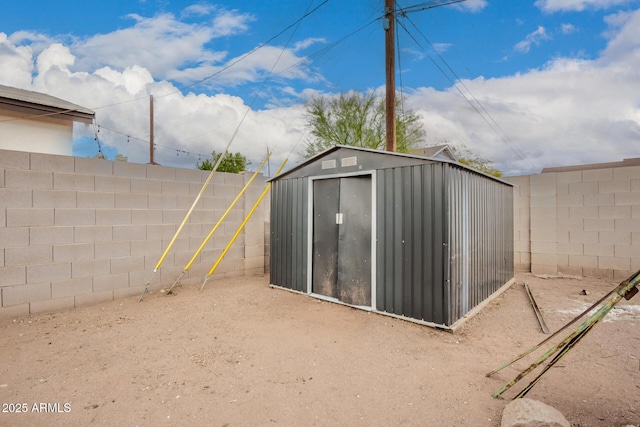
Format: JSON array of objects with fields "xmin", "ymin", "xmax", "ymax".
[{"xmin": 0, "ymin": 272, "xmax": 639, "ymax": 427}]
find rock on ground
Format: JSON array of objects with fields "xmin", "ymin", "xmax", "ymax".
[{"xmin": 501, "ymin": 398, "xmax": 570, "ymax": 427}]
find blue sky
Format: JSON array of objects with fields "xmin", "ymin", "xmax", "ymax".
[{"xmin": 1, "ymin": 0, "xmax": 640, "ymax": 175}]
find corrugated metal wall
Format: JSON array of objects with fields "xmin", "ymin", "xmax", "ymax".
[
  {"xmin": 270, "ymin": 177, "xmax": 308, "ymax": 292},
  {"xmin": 375, "ymin": 163, "xmax": 449, "ymax": 324},
  {"xmin": 374, "ymin": 163, "xmax": 513, "ymax": 326},
  {"xmin": 446, "ymin": 165, "xmax": 514, "ymax": 325}
]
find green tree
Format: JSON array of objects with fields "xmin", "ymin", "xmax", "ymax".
[
  {"xmin": 303, "ymin": 91, "xmax": 425, "ymax": 157},
  {"xmin": 450, "ymin": 144, "xmax": 502, "ymax": 177},
  {"xmin": 196, "ymin": 151, "xmax": 248, "ymax": 173}
]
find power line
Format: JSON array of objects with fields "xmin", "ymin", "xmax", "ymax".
[
  {"xmin": 276, "ymin": 15, "xmax": 383, "ymax": 85},
  {"xmin": 399, "ymin": 0, "xmax": 468, "ymax": 14},
  {"xmin": 152, "ymin": 0, "xmax": 331, "ymax": 101},
  {"xmin": 396, "ymin": 13, "xmax": 537, "ymax": 169},
  {"xmin": 105, "ymin": 0, "xmax": 330, "ymax": 159},
  {"xmin": 2, "ymin": 1, "xmax": 331, "ymax": 127},
  {"xmin": 88, "ymin": 0, "xmax": 323, "ymax": 164},
  {"xmin": 103, "ymin": 1, "xmax": 331, "ymax": 110}
]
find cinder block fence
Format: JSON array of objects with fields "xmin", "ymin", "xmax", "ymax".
[
  {"xmin": 2, "ymin": 147, "xmax": 638, "ymax": 321},
  {"xmin": 506, "ymin": 158, "xmax": 640, "ymax": 280},
  {"xmin": 0, "ymin": 148, "xmax": 268, "ymax": 320}
]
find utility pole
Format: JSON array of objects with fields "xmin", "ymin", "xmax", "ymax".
[
  {"xmin": 149, "ymin": 95, "xmax": 155, "ymax": 165},
  {"xmin": 384, "ymin": 0, "xmax": 396, "ymax": 152}
]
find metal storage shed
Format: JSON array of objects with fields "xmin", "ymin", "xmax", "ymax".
[{"xmin": 269, "ymin": 145, "xmax": 514, "ymax": 329}]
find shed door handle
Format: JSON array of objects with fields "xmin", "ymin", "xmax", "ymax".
[{"xmin": 336, "ymin": 213, "xmax": 343, "ymax": 224}]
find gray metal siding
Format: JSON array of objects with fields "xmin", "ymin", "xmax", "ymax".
[
  {"xmin": 270, "ymin": 177, "xmax": 308, "ymax": 292},
  {"xmin": 375, "ymin": 163, "xmax": 513, "ymax": 326},
  {"xmin": 375, "ymin": 164, "xmax": 449, "ymax": 325},
  {"xmin": 446, "ymin": 165, "xmax": 514, "ymax": 324}
]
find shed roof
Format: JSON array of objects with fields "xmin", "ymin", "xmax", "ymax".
[
  {"xmin": 0, "ymin": 84, "xmax": 95, "ymax": 124},
  {"xmin": 272, "ymin": 145, "xmax": 513, "ymax": 186}
]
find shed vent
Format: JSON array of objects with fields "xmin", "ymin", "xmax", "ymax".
[
  {"xmin": 341, "ymin": 156, "xmax": 357, "ymax": 167},
  {"xmin": 322, "ymin": 159, "xmax": 337, "ymax": 169}
]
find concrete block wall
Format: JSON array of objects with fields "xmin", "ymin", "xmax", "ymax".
[
  {"xmin": 505, "ymin": 161, "xmax": 640, "ymax": 280},
  {"xmin": 507, "ymin": 175, "xmax": 531, "ymax": 272},
  {"xmin": 0, "ymin": 148, "xmax": 268, "ymax": 320}
]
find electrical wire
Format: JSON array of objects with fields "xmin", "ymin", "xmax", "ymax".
[
  {"xmin": 152, "ymin": 0, "xmax": 330, "ymax": 101},
  {"xmin": 3, "ymin": 2, "xmax": 384, "ymax": 166},
  {"xmin": 1, "ymin": 1, "xmax": 330, "ymax": 130},
  {"xmin": 134, "ymin": 0, "xmax": 356, "ymax": 166},
  {"xmin": 129, "ymin": 0, "xmax": 330, "ymax": 165},
  {"xmin": 399, "ymin": 0, "xmax": 468, "ymax": 14},
  {"xmin": 276, "ymin": 15, "xmax": 383, "ymax": 83},
  {"xmin": 4, "ymin": 0, "xmax": 537, "ymax": 171},
  {"xmin": 396, "ymin": 13, "xmax": 537, "ymax": 169},
  {"xmin": 92, "ymin": 0, "xmax": 332, "ymax": 114}
]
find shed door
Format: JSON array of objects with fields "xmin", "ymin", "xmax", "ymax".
[{"xmin": 312, "ymin": 176, "xmax": 372, "ymax": 306}]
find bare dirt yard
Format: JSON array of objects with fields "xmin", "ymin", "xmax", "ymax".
[{"xmin": 1, "ymin": 272, "xmax": 639, "ymax": 427}]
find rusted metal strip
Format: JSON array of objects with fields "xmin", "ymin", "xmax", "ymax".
[{"xmin": 525, "ymin": 283, "xmax": 549, "ymax": 334}]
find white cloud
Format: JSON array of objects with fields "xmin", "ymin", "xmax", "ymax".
[
  {"xmin": 402, "ymin": 47, "xmax": 426, "ymax": 61},
  {"xmin": 7, "ymin": 30, "xmax": 53, "ymax": 47},
  {"xmin": 432, "ymin": 43, "xmax": 452, "ymax": 54},
  {"xmin": 211, "ymin": 9, "xmax": 255, "ymax": 37},
  {"xmin": 405, "ymin": 9, "xmax": 640, "ymax": 175},
  {"xmin": 94, "ymin": 65, "xmax": 155, "ymax": 95},
  {"xmin": 514, "ymin": 26, "xmax": 551, "ymax": 53},
  {"xmin": 0, "ymin": 33, "xmax": 34, "ymax": 88},
  {"xmin": 181, "ymin": 4, "xmax": 217, "ymax": 17},
  {"xmin": 561, "ymin": 23, "xmax": 577, "ymax": 34},
  {"xmin": 535, "ymin": 0, "xmax": 633, "ymax": 12},
  {"xmin": 59, "ymin": 10, "xmax": 316, "ymax": 93},
  {"xmin": 401, "ymin": 43, "xmax": 451, "ymax": 63},
  {"xmin": 36, "ymin": 43, "xmax": 75, "ymax": 76},
  {"xmin": 71, "ymin": 13, "xmax": 219, "ymax": 79},
  {"xmin": 600, "ymin": 10, "xmax": 640, "ymax": 66},
  {"xmin": 2, "ymin": 6, "xmax": 640, "ymax": 177},
  {"xmin": 293, "ymin": 37, "xmax": 326, "ymax": 52},
  {"xmin": 454, "ymin": 0, "xmax": 488, "ymax": 13},
  {"xmin": 0, "ymin": 29, "xmax": 307, "ymax": 170},
  {"xmin": 165, "ymin": 43, "xmax": 323, "ymax": 92}
]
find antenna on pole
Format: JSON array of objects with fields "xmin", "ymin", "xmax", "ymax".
[
  {"xmin": 149, "ymin": 95, "xmax": 155, "ymax": 165},
  {"xmin": 384, "ymin": 0, "xmax": 397, "ymax": 152}
]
